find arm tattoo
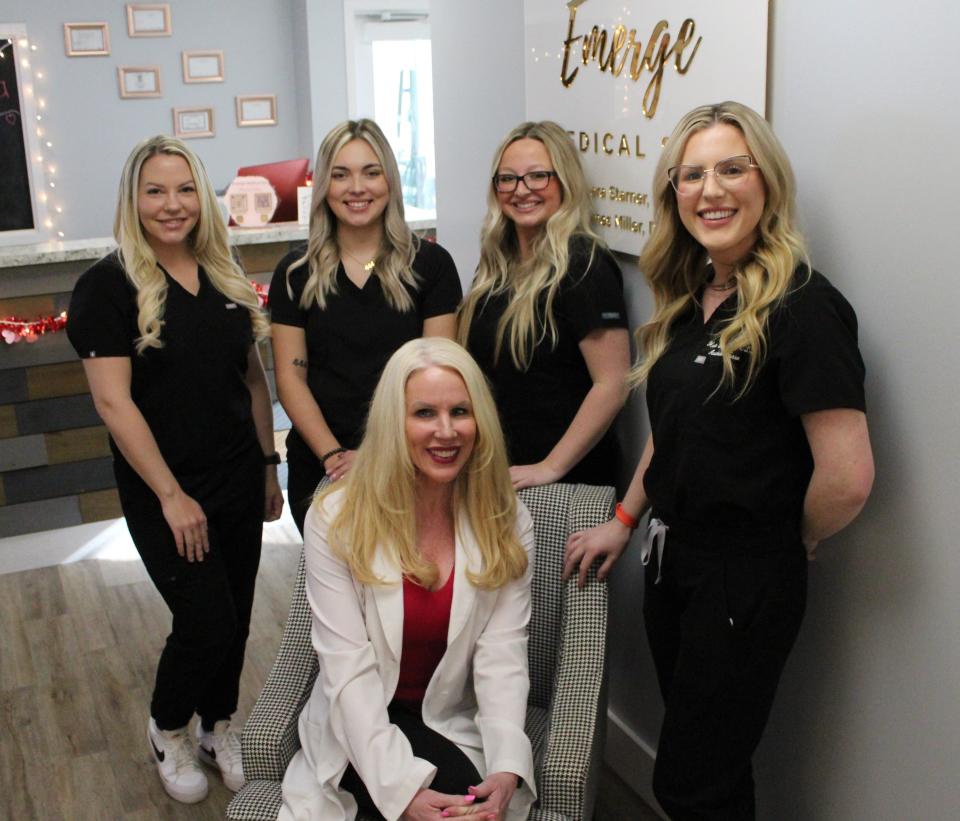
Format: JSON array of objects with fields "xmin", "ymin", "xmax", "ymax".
[{"xmin": 292, "ymin": 358, "xmax": 308, "ymax": 368}]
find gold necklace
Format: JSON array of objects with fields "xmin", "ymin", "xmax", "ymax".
[
  {"xmin": 341, "ymin": 248, "xmax": 377, "ymax": 272},
  {"xmin": 706, "ymin": 277, "xmax": 737, "ymax": 291}
]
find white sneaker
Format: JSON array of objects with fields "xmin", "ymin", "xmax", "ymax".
[
  {"xmin": 147, "ymin": 718, "xmax": 209, "ymax": 803},
  {"xmin": 197, "ymin": 719, "xmax": 245, "ymax": 792}
]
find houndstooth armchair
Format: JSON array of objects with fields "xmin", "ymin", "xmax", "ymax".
[{"xmin": 227, "ymin": 483, "xmax": 613, "ymax": 821}]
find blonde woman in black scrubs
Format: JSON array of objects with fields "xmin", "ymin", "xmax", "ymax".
[
  {"xmin": 68, "ymin": 135, "xmax": 282, "ymax": 804},
  {"xmin": 458, "ymin": 121, "xmax": 630, "ymax": 490},
  {"xmin": 269, "ymin": 119, "xmax": 461, "ymax": 535},
  {"xmin": 564, "ymin": 102, "xmax": 875, "ymax": 819}
]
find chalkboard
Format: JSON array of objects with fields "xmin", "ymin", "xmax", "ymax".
[{"xmin": 0, "ymin": 37, "xmax": 35, "ymax": 233}]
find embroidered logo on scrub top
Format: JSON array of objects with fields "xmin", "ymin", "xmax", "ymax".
[
  {"xmin": 225, "ymin": 303, "xmax": 238, "ymax": 309},
  {"xmin": 694, "ymin": 338, "xmax": 741, "ymax": 365},
  {"xmin": 601, "ymin": 311, "xmax": 621, "ymax": 320}
]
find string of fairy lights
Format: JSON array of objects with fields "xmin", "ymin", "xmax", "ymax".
[
  {"xmin": 1, "ymin": 33, "xmax": 63, "ymax": 238},
  {"xmin": 1, "ymin": 32, "xmax": 70, "ymax": 343}
]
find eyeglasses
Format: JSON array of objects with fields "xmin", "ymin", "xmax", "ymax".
[
  {"xmin": 667, "ymin": 155, "xmax": 759, "ymax": 197},
  {"xmin": 492, "ymin": 170, "xmax": 558, "ymax": 193}
]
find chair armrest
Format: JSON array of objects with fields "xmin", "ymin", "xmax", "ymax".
[
  {"xmin": 242, "ymin": 549, "xmax": 320, "ymax": 782},
  {"xmin": 536, "ymin": 484, "xmax": 613, "ymax": 820}
]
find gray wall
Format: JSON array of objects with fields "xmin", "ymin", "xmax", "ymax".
[
  {"xmin": 604, "ymin": 2, "xmax": 960, "ymax": 819},
  {"xmin": 430, "ymin": 1, "xmax": 525, "ymax": 289},
  {"xmin": 5, "ymin": 0, "xmax": 308, "ymax": 240}
]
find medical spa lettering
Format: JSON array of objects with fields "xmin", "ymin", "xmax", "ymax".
[
  {"xmin": 561, "ymin": 0, "xmax": 701, "ymax": 119},
  {"xmin": 525, "ymin": 0, "xmax": 769, "ymax": 253}
]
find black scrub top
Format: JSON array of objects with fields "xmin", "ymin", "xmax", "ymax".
[
  {"xmin": 67, "ymin": 253, "xmax": 259, "ymax": 500},
  {"xmin": 268, "ymin": 239, "xmax": 462, "ymax": 463},
  {"xmin": 465, "ymin": 236, "xmax": 628, "ymax": 486},
  {"xmin": 643, "ymin": 267, "xmax": 866, "ymax": 534}
]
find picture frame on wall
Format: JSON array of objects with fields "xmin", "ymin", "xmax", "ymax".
[
  {"xmin": 126, "ymin": 4, "xmax": 172, "ymax": 37},
  {"xmin": 173, "ymin": 107, "xmax": 215, "ymax": 139},
  {"xmin": 182, "ymin": 50, "xmax": 224, "ymax": 83},
  {"xmin": 63, "ymin": 23, "xmax": 110, "ymax": 57},
  {"xmin": 236, "ymin": 95, "xmax": 277, "ymax": 127},
  {"xmin": 118, "ymin": 66, "xmax": 161, "ymax": 98}
]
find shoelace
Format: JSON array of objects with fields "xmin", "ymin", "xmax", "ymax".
[{"xmin": 168, "ymin": 730, "xmax": 202, "ymax": 774}]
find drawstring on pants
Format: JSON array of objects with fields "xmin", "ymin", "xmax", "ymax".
[{"xmin": 641, "ymin": 518, "xmax": 669, "ymax": 584}]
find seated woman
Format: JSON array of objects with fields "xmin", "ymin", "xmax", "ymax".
[
  {"xmin": 458, "ymin": 121, "xmax": 630, "ymax": 489},
  {"xmin": 278, "ymin": 338, "xmax": 537, "ymax": 821}
]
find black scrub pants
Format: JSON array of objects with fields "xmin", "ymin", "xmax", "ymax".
[
  {"xmin": 287, "ymin": 449, "xmax": 326, "ymax": 537},
  {"xmin": 120, "ymin": 458, "xmax": 264, "ymax": 731},
  {"xmin": 643, "ymin": 521, "xmax": 807, "ymax": 821},
  {"xmin": 340, "ymin": 701, "xmax": 483, "ymax": 819}
]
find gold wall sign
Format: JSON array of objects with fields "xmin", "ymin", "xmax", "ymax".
[
  {"xmin": 524, "ymin": 0, "xmax": 769, "ymax": 255},
  {"xmin": 561, "ymin": 0, "xmax": 702, "ymax": 120}
]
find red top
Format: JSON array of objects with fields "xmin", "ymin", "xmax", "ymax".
[{"xmin": 393, "ymin": 568, "xmax": 455, "ymax": 706}]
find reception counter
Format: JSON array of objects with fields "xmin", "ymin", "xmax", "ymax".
[{"xmin": 0, "ymin": 223, "xmax": 318, "ymax": 539}]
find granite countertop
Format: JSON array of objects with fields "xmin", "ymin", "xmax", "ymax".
[
  {"xmin": 0, "ymin": 222, "xmax": 309, "ymax": 269},
  {"xmin": 0, "ymin": 214, "xmax": 436, "ymax": 270}
]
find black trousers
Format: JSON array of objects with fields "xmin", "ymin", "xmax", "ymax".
[
  {"xmin": 340, "ymin": 701, "xmax": 482, "ymax": 819},
  {"xmin": 286, "ymin": 449, "xmax": 326, "ymax": 538},
  {"xmin": 643, "ymin": 524, "xmax": 807, "ymax": 821},
  {"xmin": 120, "ymin": 459, "xmax": 264, "ymax": 731}
]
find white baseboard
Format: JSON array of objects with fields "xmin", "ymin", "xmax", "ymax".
[{"xmin": 603, "ymin": 709, "xmax": 668, "ymax": 820}]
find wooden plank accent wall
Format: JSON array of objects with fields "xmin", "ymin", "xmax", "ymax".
[
  {"xmin": 26, "ymin": 361, "xmax": 90, "ymax": 400},
  {"xmin": 0, "ymin": 240, "xmax": 298, "ymax": 538}
]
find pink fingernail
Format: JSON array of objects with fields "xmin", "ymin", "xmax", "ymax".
[
  {"xmin": 441, "ymin": 812, "xmax": 449, "ymax": 818},
  {"xmin": 465, "ymin": 794, "xmax": 476, "ymax": 802}
]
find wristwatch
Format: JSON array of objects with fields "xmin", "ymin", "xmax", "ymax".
[{"xmin": 263, "ymin": 452, "xmax": 282, "ymax": 466}]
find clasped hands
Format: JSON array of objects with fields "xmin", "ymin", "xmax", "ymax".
[{"xmin": 402, "ymin": 772, "xmax": 517, "ymax": 821}]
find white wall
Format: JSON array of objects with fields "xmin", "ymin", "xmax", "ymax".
[
  {"xmin": 429, "ymin": 1, "xmax": 526, "ymax": 289},
  {"xmin": 603, "ymin": 2, "xmax": 960, "ymax": 819}
]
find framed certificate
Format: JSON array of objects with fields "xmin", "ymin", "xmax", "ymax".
[
  {"xmin": 236, "ymin": 95, "xmax": 277, "ymax": 127},
  {"xmin": 117, "ymin": 66, "xmax": 161, "ymax": 98},
  {"xmin": 126, "ymin": 4, "xmax": 172, "ymax": 37},
  {"xmin": 63, "ymin": 23, "xmax": 110, "ymax": 57},
  {"xmin": 182, "ymin": 50, "xmax": 224, "ymax": 83},
  {"xmin": 173, "ymin": 107, "xmax": 215, "ymax": 139}
]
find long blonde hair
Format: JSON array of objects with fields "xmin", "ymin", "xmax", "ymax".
[
  {"xmin": 114, "ymin": 135, "xmax": 268, "ymax": 354},
  {"xmin": 318, "ymin": 338, "xmax": 527, "ymax": 590},
  {"xmin": 457, "ymin": 121, "xmax": 604, "ymax": 370},
  {"xmin": 286, "ymin": 119, "xmax": 419, "ymax": 312},
  {"xmin": 631, "ymin": 101, "xmax": 809, "ymax": 396}
]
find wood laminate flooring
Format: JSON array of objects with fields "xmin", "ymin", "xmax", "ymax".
[{"xmin": 0, "ymin": 521, "xmax": 658, "ymax": 820}]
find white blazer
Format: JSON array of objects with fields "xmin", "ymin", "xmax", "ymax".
[{"xmin": 278, "ymin": 488, "xmax": 538, "ymax": 821}]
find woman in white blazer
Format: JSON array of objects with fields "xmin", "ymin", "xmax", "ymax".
[{"xmin": 279, "ymin": 338, "xmax": 537, "ymax": 821}]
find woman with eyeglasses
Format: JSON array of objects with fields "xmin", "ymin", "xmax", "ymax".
[
  {"xmin": 563, "ymin": 101, "xmax": 875, "ymax": 818},
  {"xmin": 458, "ymin": 121, "xmax": 630, "ymax": 490},
  {"xmin": 270, "ymin": 119, "xmax": 462, "ymax": 535}
]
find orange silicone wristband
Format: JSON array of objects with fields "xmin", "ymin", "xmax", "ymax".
[{"xmin": 615, "ymin": 502, "xmax": 639, "ymax": 529}]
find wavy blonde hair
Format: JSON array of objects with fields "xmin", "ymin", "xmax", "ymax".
[
  {"xmin": 114, "ymin": 135, "xmax": 268, "ymax": 354},
  {"xmin": 317, "ymin": 338, "xmax": 527, "ymax": 590},
  {"xmin": 285, "ymin": 119, "xmax": 419, "ymax": 311},
  {"xmin": 631, "ymin": 101, "xmax": 809, "ymax": 397},
  {"xmin": 457, "ymin": 121, "xmax": 604, "ymax": 370}
]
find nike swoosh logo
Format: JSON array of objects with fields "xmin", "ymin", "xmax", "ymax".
[{"xmin": 150, "ymin": 738, "xmax": 165, "ymax": 762}]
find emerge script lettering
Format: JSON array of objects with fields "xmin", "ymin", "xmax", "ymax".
[{"xmin": 560, "ymin": 0, "xmax": 702, "ymax": 119}]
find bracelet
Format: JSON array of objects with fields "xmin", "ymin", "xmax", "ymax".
[
  {"xmin": 319, "ymin": 446, "xmax": 346, "ymax": 466},
  {"xmin": 262, "ymin": 452, "xmax": 281, "ymax": 466},
  {"xmin": 615, "ymin": 502, "xmax": 639, "ymax": 529}
]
